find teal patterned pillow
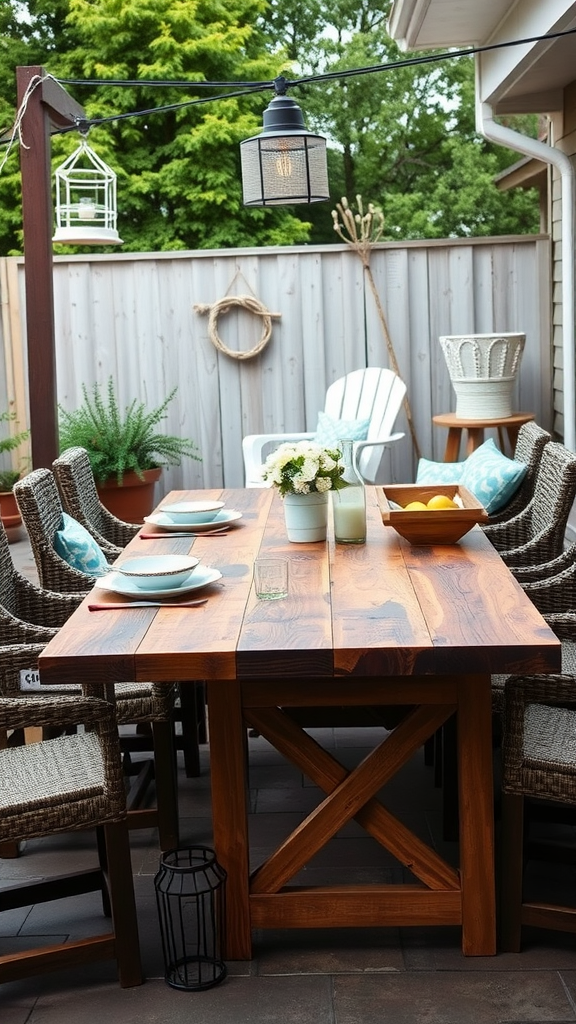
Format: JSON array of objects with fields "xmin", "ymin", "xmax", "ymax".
[
  {"xmin": 313, "ymin": 411, "xmax": 370, "ymax": 448},
  {"xmin": 54, "ymin": 513, "xmax": 110, "ymax": 576},
  {"xmin": 460, "ymin": 439, "xmax": 527, "ymax": 514},
  {"xmin": 416, "ymin": 458, "xmax": 464, "ymax": 485}
]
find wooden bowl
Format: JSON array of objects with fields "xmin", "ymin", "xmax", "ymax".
[{"xmin": 376, "ymin": 484, "xmax": 488, "ymax": 545}]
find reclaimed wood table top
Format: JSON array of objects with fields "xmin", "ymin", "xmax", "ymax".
[{"xmin": 39, "ymin": 486, "xmax": 561, "ymax": 960}]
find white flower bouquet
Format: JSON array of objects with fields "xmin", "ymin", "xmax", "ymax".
[{"xmin": 262, "ymin": 440, "xmax": 346, "ymax": 497}]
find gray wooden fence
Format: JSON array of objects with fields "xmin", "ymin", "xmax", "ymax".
[{"xmin": 0, "ymin": 234, "xmax": 551, "ymax": 496}]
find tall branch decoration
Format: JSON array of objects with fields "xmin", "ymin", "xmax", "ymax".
[{"xmin": 332, "ymin": 196, "xmax": 421, "ymax": 461}]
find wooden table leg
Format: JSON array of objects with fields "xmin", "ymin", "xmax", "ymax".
[
  {"xmin": 443, "ymin": 428, "xmax": 463, "ymax": 462},
  {"xmin": 465, "ymin": 427, "xmax": 485, "ymax": 455},
  {"xmin": 207, "ymin": 680, "xmax": 252, "ymax": 960},
  {"xmin": 457, "ymin": 673, "xmax": 496, "ymax": 955},
  {"xmin": 505, "ymin": 425, "xmax": 521, "ymax": 454}
]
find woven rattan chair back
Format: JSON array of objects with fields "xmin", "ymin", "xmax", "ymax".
[
  {"xmin": 500, "ymin": 651, "xmax": 576, "ymax": 950},
  {"xmin": 53, "ymin": 447, "xmax": 139, "ymax": 557},
  {"xmin": 14, "ymin": 467, "xmax": 103, "ymax": 593},
  {"xmin": 484, "ymin": 441, "xmax": 576, "ymax": 566},
  {"xmin": 0, "ymin": 693, "xmax": 142, "ymax": 986},
  {"xmin": 483, "ymin": 421, "xmax": 551, "ymax": 527},
  {"xmin": 0, "ymin": 520, "xmax": 81, "ymax": 642},
  {"xmin": 521, "ymin": 441, "xmax": 576, "ymax": 535}
]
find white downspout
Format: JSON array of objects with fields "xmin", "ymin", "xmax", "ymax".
[{"xmin": 476, "ymin": 95, "xmax": 576, "ymax": 451}]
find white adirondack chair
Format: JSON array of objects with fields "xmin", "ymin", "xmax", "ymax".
[{"xmin": 242, "ymin": 367, "xmax": 407, "ymax": 487}]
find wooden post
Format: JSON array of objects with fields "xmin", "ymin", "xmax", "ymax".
[{"xmin": 16, "ymin": 67, "xmax": 85, "ymax": 469}]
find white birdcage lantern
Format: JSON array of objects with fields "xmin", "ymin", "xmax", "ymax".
[{"xmin": 52, "ymin": 136, "xmax": 123, "ymax": 245}]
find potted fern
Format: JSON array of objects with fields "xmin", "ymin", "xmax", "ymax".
[
  {"xmin": 0, "ymin": 411, "xmax": 31, "ymax": 530},
  {"xmin": 58, "ymin": 378, "xmax": 201, "ymax": 521}
]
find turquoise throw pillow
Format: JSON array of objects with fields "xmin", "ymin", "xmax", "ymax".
[
  {"xmin": 313, "ymin": 411, "xmax": 370, "ymax": 448},
  {"xmin": 416, "ymin": 458, "xmax": 464, "ymax": 485},
  {"xmin": 460, "ymin": 439, "xmax": 527, "ymax": 514},
  {"xmin": 54, "ymin": 513, "xmax": 110, "ymax": 576}
]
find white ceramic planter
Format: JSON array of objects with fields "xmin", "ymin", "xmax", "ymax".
[
  {"xmin": 283, "ymin": 492, "xmax": 329, "ymax": 542},
  {"xmin": 439, "ymin": 333, "xmax": 526, "ymax": 419}
]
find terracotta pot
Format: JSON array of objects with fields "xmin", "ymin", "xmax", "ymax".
[
  {"xmin": 0, "ymin": 490, "xmax": 22, "ymax": 530},
  {"xmin": 96, "ymin": 467, "xmax": 162, "ymax": 523}
]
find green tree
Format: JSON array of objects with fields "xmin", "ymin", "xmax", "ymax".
[
  {"xmin": 264, "ymin": 0, "xmax": 540, "ymax": 242},
  {"xmin": 0, "ymin": 0, "xmax": 541, "ymax": 253},
  {"xmin": 0, "ymin": 0, "xmax": 311, "ymax": 254}
]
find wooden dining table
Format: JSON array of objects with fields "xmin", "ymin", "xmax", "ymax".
[{"xmin": 38, "ymin": 486, "xmax": 561, "ymax": 960}]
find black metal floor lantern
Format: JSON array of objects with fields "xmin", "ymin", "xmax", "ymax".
[
  {"xmin": 154, "ymin": 846, "xmax": 227, "ymax": 991},
  {"xmin": 240, "ymin": 77, "xmax": 329, "ymax": 206}
]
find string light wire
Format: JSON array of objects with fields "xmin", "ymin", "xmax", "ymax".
[{"xmin": 2, "ymin": 26, "xmax": 576, "ymax": 146}]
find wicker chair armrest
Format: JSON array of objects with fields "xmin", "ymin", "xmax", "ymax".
[
  {"xmin": 0, "ymin": 613, "xmax": 56, "ymax": 646},
  {"xmin": 13, "ymin": 575, "xmax": 84, "ymax": 627},
  {"xmin": 0, "ymin": 638, "xmax": 49, "ymax": 696},
  {"xmin": 499, "ymin": 531, "xmax": 559, "ymax": 568},
  {"xmin": 521, "ymin": 567, "xmax": 576, "ymax": 615},
  {"xmin": 510, "ymin": 544, "xmax": 576, "ymax": 583},
  {"xmin": 481, "ymin": 499, "xmax": 535, "ymax": 541},
  {"xmin": 505, "ymin": 673, "xmax": 576, "ymax": 711},
  {"xmin": 38, "ymin": 542, "xmax": 101, "ymax": 593},
  {"xmin": 0, "ymin": 693, "xmax": 116, "ymax": 732}
]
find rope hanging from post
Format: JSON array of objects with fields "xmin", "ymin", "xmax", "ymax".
[{"xmin": 194, "ymin": 294, "xmax": 281, "ymax": 361}]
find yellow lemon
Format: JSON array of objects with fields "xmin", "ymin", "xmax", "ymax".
[
  {"xmin": 403, "ymin": 500, "xmax": 428, "ymax": 511},
  {"xmin": 426, "ymin": 494, "xmax": 459, "ymax": 510}
]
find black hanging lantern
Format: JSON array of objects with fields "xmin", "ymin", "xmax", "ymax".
[{"xmin": 240, "ymin": 77, "xmax": 329, "ymax": 206}]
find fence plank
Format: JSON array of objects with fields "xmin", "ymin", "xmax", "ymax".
[{"xmin": 0, "ymin": 236, "xmax": 551, "ymax": 492}]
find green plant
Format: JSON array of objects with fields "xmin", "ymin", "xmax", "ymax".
[
  {"xmin": 58, "ymin": 378, "xmax": 201, "ymax": 484},
  {"xmin": 0, "ymin": 411, "xmax": 30, "ymax": 491}
]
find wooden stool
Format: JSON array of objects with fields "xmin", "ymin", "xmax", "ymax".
[{"xmin": 432, "ymin": 412, "xmax": 535, "ymax": 462}]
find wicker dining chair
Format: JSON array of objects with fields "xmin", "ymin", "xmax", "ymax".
[
  {"xmin": 481, "ymin": 441, "xmax": 576, "ymax": 568},
  {"xmin": 0, "ymin": 691, "xmax": 142, "ymax": 987},
  {"xmin": 0, "ymin": 484, "xmax": 179, "ymax": 850},
  {"xmin": 482, "ymin": 421, "xmax": 551, "ymax": 528},
  {"xmin": 0, "ymin": 516, "xmax": 81, "ymax": 643},
  {"xmin": 500, "ymin": 635, "xmax": 576, "ymax": 950},
  {"xmin": 53, "ymin": 446, "xmax": 140, "ymax": 558},
  {"xmin": 0, "ymin": 640, "xmax": 179, "ymax": 852},
  {"xmin": 14, "ymin": 467, "xmax": 113, "ymax": 593},
  {"xmin": 50, "ymin": 448, "xmax": 207, "ymax": 774},
  {"xmin": 13, "ymin": 469, "xmax": 204, "ymax": 779}
]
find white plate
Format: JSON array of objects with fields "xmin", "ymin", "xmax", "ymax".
[
  {"xmin": 95, "ymin": 565, "xmax": 223, "ymax": 599},
  {"xmin": 143, "ymin": 509, "xmax": 242, "ymax": 533}
]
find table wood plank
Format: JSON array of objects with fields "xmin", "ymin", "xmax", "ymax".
[
  {"xmin": 134, "ymin": 488, "xmax": 272, "ymax": 681},
  {"xmin": 399, "ymin": 530, "xmax": 560, "ymax": 674},
  {"xmin": 236, "ymin": 490, "xmax": 333, "ymax": 677},
  {"xmin": 330, "ymin": 495, "xmax": 434, "ymax": 676}
]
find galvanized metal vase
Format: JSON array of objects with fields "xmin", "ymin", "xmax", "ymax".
[{"xmin": 283, "ymin": 492, "xmax": 329, "ymax": 542}]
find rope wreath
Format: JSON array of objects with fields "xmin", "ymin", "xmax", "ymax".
[{"xmin": 194, "ymin": 294, "xmax": 281, "ymax": 360}]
